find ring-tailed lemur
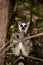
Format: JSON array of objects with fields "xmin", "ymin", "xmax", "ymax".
[{"xmin": 10, "ymin": 20, "xmax": 33, "ymax": 65}]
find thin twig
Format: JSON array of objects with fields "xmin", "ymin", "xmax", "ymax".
[
  {"xmin": 7, "ymin": 53, "xmax": 43, "ymax": 62},
  {"xmin": 28, "ymin": 56, "xmax": 43, "ymax": 62},
  {"xmin": 0, "ymin": 43, "xmax": 11, "ymax": 53},
  {"xmin": 0, "ymin": 33, "xmax": 43, "ymax": 52},
  {"xmin": 0, "ymin": 39, "xmax": 13, "ymax": 52},
  {"xmin": 23, "ymin": 32, "xmax": 43, "ymax": 41},
  {"xmin": 13, "ymin": 32, "xmax": 43, "ymax": 43}
]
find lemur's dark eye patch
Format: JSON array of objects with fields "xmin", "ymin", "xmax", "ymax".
[
  {"xmin": 24, "ymin": 25, "xmax": 27, "ymax": 27},
  {"xmin": 20, "ymin": 24, "xmax": 23, "ymax": 27}
]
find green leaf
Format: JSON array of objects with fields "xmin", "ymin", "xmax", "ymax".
[
  {"xmin": 10, "ymin": 25, "xmax": 15, "ymax": 29},
  {"xmin": 15, "ymin": 17, "xmax": 21, "ymax": 21}
]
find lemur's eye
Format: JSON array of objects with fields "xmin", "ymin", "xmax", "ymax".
[
  {"xmin": 24, "ymin": 25, "xmax": 27, "ymax": 27},
  {"xmin": 20, "ymin": 25, "xmax": 23, "ymax": 27}
]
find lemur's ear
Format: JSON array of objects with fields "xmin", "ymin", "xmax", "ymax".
[
  {"xmin": 18, "ymin": 21, "xmax": 21, "ymax": 25},
  {"xmin": 27, "ymin": 22, "xmax": 30, "ymax": 26}
]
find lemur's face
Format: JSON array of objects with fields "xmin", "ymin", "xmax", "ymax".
[{"xmin": 18, "ymin": 21, "xmax": 30, "ymax": 33}]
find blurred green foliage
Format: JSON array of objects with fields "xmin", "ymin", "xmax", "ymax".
[{"xmin": 15, "ymin": 17, "xmax": 21, "ymax": 21}]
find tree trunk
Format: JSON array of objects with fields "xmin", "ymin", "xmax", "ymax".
[{"xmin": 0, "ymin": 0, "xmax": 9, "ymax": 65}]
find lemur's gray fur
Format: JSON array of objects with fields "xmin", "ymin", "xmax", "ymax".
[{"xmin": 10, "ymin": 20, "xmax": 33, "ymax": 65}]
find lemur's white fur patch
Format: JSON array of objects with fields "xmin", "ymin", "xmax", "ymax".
[
  {"xmin": 19, "ymin": 42, "xmax": 23, "ymax": 49},
  {"xmin": 21, "ymin": 23, "xmax": 26, "ymax": 26}
]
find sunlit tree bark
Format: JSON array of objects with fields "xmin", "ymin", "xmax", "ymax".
[{"xmin": 0, "ymin": 0, "xmax": 9, "ymax": 65}]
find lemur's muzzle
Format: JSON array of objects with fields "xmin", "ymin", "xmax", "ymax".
[{"xmin": 22, "ymin": 27, "xmax": 25, "ymax": 30}]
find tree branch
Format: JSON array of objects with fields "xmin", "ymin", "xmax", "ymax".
[
  {"xmin": 0, "ymin": 32, "xmax": 43, "ymax": 52},
  {"xmin": 23, "ymin": 32, "xmax": 43, "ymax": 41}
]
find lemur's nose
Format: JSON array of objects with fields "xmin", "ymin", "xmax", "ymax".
[{"xmin": 22, "ymin": 27, "xmax": 25, "ymax": 30}]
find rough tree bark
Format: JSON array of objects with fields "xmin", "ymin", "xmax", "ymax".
[{"xmin": 0, "ymin": 0, "xmax": 9, "ymax": 65}]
